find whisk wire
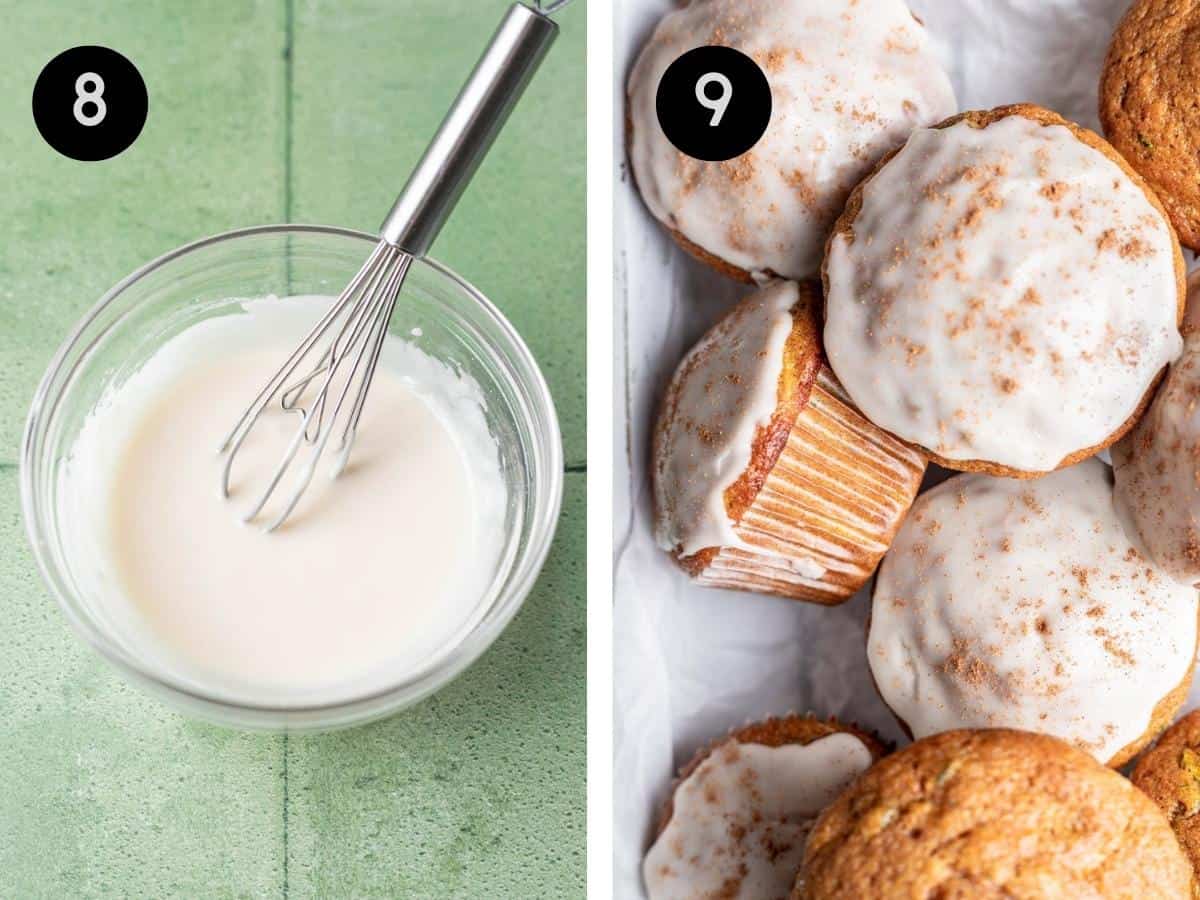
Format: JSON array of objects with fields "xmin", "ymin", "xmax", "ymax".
[
  {"xmin": 278, "ymin": 350, "xmax": 331, "ymax": 419},
  {"xmin": 221, "ymin": 244, "xmax": 412, "ymax": 529},
  {"xmin": 217, "ymin": 241, "xmax": 391, "ymax": 493},
  {"xmin": 287, "ymin": 247, "xmax": 399, "ymax": 443},
  {"xmin": 256, "ymin": 252, "xmax": 412, "ymax": 531},
  {"xmin": 336, "ymin": 269, "xmax": 405, "ymax": 472}
]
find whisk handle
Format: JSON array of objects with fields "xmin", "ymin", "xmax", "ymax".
[{"xmin": 379, "ymin": 3, "xmax": 558, "ymax": 257}]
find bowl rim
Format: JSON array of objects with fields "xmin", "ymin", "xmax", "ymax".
[{"xmin": 19, "ymin": 223, "xmax": 564, "ymax": 718}]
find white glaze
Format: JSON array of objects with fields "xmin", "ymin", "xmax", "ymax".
[
  {"xmin": 642, "ymin": 733, "xmax": 872, "ymax": 900},
  {"xmin": 60, "ymin": 296, "xmax": 507, "ymax": 703},
  {"xmin": 869, "ymin": 459, "xmax": 1197, "ymax": 762},
  {"xmin": 1114, "ymin": 272, "xmax": 1200, "ymax": 585},
  {"xmin": 627, "ymin": 0, "xmax": 956, "ymax": 281},
  {"xmin": 653, "ymin": 280, "xmax": 796, "ymax": 556},
  {"xmin": 825, "ymin": 113, "xmax": 1182, "ymax": 471}
]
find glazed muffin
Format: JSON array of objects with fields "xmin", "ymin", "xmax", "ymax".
[
  {"xmin": 652, "ymin": 280, "xmax": 927, "ymax": 604},
  {"xmin": 823, "ymin": 104, "xmax": 1185, "ymax": 477},
  {"xmin": 1113, "ymin": 272, "xmax": 1200, "ymax": 586},
  {"xmin": 1133, "ymin": 709, "xmax": 1200, "ymax": 892},
  {"xmin": 627, "ymin": 0, "xmax": 956, "ymax": 283},
  {"xmin": 800, "ymin": 729, "xmax": 1193, "ymax": 899},
  {"xmin": 643, "ymin": 716, "xmax": 885, "ymax": 900},
  {"xmin": 1101, "ymin": 0, "xmax": 1200, "ymax": 251},
  {"xmin": 868, "ymin": 458, "xmax": 1199, "ymax": 768}
]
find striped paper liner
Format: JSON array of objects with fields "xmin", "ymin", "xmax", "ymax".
[{"xmin": 695, "ymin": 368, "xmax": 927, "ymax": 604}]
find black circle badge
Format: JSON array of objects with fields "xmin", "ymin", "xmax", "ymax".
[
  {"xmin": 33, "ymin": 46, "xmax": 148, "ymax": 162},
  {"xmin": 656, "ymin": 46, "xmax": 772, "ymax": 162}
]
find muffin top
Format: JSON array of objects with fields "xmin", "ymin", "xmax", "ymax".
[
  {"xmin": 1132, "ymin": 709, "xmax": 1200, "ymax": 885},
  {"xmin": 1100, "ymin": 0, "xmax": 1200, "ymax": 250},
  {"xmin": 824, "ymin": 104, "xmax": 1184, "ymax": 474},
  {"xmin": 627, "ymin": 0, "xmax": 955, "ymax": 281},
  {"xmin": 868, "ymin": 458, "xmax": 1198, "ymax": 765},
  {"xmin": 801, "ymin": 729, "xmax": 1193, "ymax": 899},
  {"xmin": 1114, "ymin": 272, "xmax": 1200, "ymax": 586},
  {"xmin": 644, "ymin": 717, "xmax": 879, "ymax": 900},
  {"xmin": 653, "ymin": 280, "xmax": 820, "ymax": 557}
]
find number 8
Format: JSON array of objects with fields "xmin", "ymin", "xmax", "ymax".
[
  {"xmin": 695, "ymin": 72, "xmax": 732, "ymax": 127},
  {"xmin": 73, "ymin": 72, "xmax": 106, "ymax": 127}
]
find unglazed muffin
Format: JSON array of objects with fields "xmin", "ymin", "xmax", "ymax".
[
  {"xmin": 1100, "ymin": 0, "xmax": 1200, "ymax": 251},
  {"xmin": 1133, "ymin": 710, "xmax": 1200, "ymax": 893},
  {"xmin": 868, "ymin": 458, "xmax": 1199, "ymax": 768},
  {"xmin": 823, "ymin": 104, "xmax": 1185, "ymax": 477},
  {"xmin": 644, "ymin": 716, "xmax": 885, "ymax": 900},
  {"xmin": 652, "ymin": 280, "xmax": 927, "ymax": 604},
  {"xmin": 799, "ymin": 729, "xmax": 1193, "ymax": 899},
  {"xmin": 627, "ymin": 0, "xmax": 956, "ymax": 283},
  {"xmin": 1113, "ymin": 272, "xmax": 1200, "ymax": 586}
]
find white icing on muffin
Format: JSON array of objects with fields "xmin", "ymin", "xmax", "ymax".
[
  {"xmin": 825, "ymin": 111, "xmax": 1183, "ymax": 472},
  {"xmin": 868, "ymin": 458, "xmax": 1198, "ymax": 764},
  {"xmin": 653, "ymin": 280, "xmax": 797, "ymax": 556},
  {"xmin": 642, "ymin": 733, "xmax": 872, "ymax": 900},
  {"xmin": 1114, "ymin": 272, "xmax": 1200, "ymax": 585},
  {"xmin": 627, "ymin": 0, "xmax": 956, "ymax": 281}
]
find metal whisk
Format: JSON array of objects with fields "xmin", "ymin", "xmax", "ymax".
[{"xmin": 219, "ymin": 1, "xmax": 571, "ymax": 531}]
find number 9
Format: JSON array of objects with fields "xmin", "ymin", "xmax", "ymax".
[{"xmin": 695, "ymin": 72, "xmax": 732, "ymax": 127}]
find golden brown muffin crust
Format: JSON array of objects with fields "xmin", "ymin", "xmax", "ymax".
[
  {"xmin": 822, "ymin": 103, "xmax": 1187, "ymax": 479},
  {"xmin": 655, "ymin": 282, "xmax": 825, "ymax": 577},
  {"xmin": 1100, "ymin": 0, "xmax": 1200, "ymax": 251},
  {"xmin": 720, "ymin": 286, "xmax": 825, "ymax": 526},
  {"xmin": 800, "ymin": 728, "xmax": 1193, "ymax": 899},
  {"xmin": 1133, "ymin": 710, "xmax": 1200, "ymax": 893},
  {"xmin": 664, "ymin": 223, "xmax": 764, "ymax": 284}
]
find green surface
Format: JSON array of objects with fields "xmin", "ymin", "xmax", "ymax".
[{"xmin": 0, "ymin": 1, "xmax": 585, "ymax": 897}]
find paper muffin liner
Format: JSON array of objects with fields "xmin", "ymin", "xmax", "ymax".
[{"xmin": 694, "ymin": 368, "xmax": 927, "ymax": 604}]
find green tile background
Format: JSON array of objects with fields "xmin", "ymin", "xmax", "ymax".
[{"xmin": 0, "ymin": 1, "xmax": 585, "ymax": 896}]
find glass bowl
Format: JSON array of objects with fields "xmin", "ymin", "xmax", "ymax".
[{"xmin": 20, "ymin": 224, "xmax": 563, "ymax": 731}]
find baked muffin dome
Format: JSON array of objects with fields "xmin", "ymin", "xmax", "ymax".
[
  {"xmin": 1132, "ymin": 709, "xmax": 1200, "ymax": 889},
  {"xmin": 868, "ymin": 458, "xmax": 1199, "ymax": 767},
  {"xmin": 627, "ymin": 0, "xmax": 956, "ymax": 283},
  {"xmin": 652, "ymin": 280, "xmax": 926, "ymax": 604},
  {"xmin": 644, "ymin": 716, "xmax": 884, "ymax": 900},
  {"xmin": 1114, "ymin": 272, "xmax": 1200, "ymax": 586},
  {"xmin": 824, "ymin": 104, "xmax": 1185, "ymax": 477},
  {"xmin": 1101, "ymin": 0, "xmax": 1200, "ymax": 251},
  {"xmin": 800, "ymin": 729, "xmax": 1193, "ymax": 899}
]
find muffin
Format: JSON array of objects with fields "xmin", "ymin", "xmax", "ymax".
[
  {"xmin": 823, "ymin": 104, "xmax": 1185, "ymax": 478},
  {"xmin": 1100, "ymin": 0, "xmax": 1200, "ymax": 251},
  {"xmin": 626, "ymin": 0, "xmax": 956, "ymax": 283},
  {"xmin": 800, "ymin": 729, "xmax": 1193, "ymax": 899},
  {"xmin": 652, "ymin": 280, "xmax": 927, "ymax": 604},
  {"xmin": 867, "ymin": 458, "xmax": 1199, "ymax": 768},
  {"xmin": 643, "ymin": 716, "xmax": 885, "ymax": 900},
  {"xmin": 1113, "ymin": 272, "xmax": 1200, "ymax": 586},
  {"xmin": 1132, "ymin": 709, "xmax": 1200, "ymax": 892}
]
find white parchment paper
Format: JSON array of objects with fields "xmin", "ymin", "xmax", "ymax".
[{"xmin": 612, "ymin": 1, "xmax": 1199, "ymax": 897}]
